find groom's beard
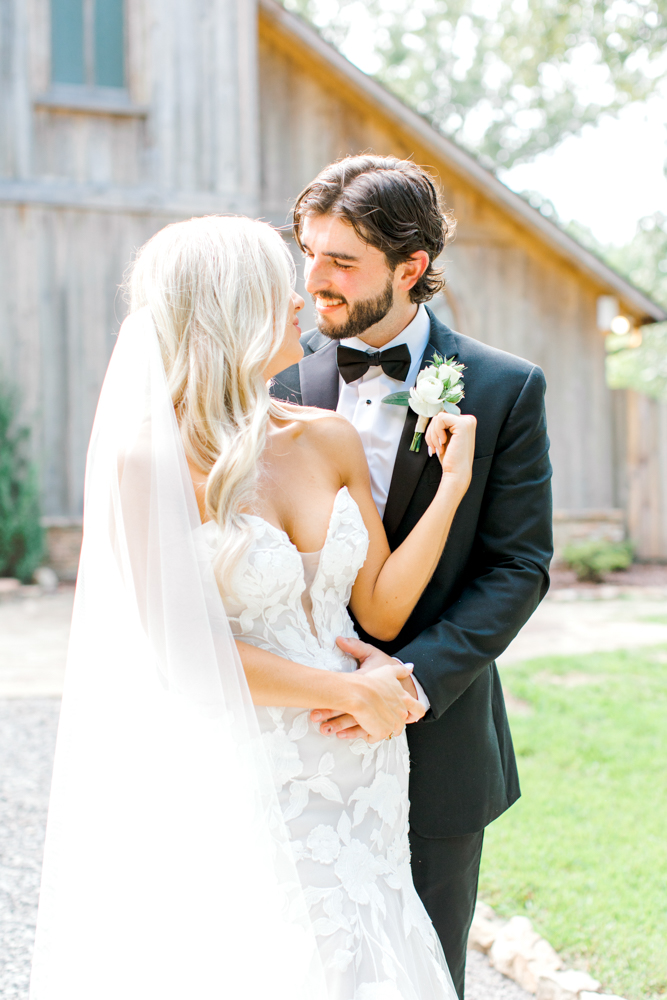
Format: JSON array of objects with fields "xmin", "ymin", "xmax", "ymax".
[{"xmin": 314, "ymin": 278, "xmax": 394, "ymax": 341}]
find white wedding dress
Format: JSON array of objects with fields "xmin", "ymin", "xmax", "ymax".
[{"xmin": 202, "ymin": 486, "xmax": 456, "ymax": 1000}]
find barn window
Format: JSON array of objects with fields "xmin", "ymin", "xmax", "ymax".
[{"xmin": 51, "ymin": 0, "xmax": 125, "ymax": 89}]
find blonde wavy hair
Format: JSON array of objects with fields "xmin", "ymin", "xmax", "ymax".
[{"xmin": 127, "ymin": 214, "xmax": 300, "ymax": 591}]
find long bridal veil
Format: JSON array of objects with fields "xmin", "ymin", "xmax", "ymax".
[{"xmin": 30, "ymin": 309, "xmax": 328, "ymax": 1000}]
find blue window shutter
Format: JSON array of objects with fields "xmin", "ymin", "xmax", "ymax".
[
  {"xmin": 94, "ymin": 0, "xmax": 125, "ymax": 88},
  {"xmin": 51, "ymin": 0, "xmax": 85, "ymax": 85}
]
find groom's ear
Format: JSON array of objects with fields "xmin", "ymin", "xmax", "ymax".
[{"xmin": 396, "ymin": 251, "xmax": 430, "ymax": 293}]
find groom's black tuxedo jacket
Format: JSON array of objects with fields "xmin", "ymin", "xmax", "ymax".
[{"xmin": 271, "ymin": 308, "xmax": 553, "ymax": 838}]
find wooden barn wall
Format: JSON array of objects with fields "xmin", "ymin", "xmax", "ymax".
[
  {"xmin": 31, "ymin": 112, "xmax": 149, "ymax": 187},
  {"xmin": 624, "ymin": 391, "xmax": 667, "ymax": 559},
  {"xmin": 258, "ymin": 22, "xmax": 618, "ymax": 513},
  {"xmin": 18, "ymin": 0, "xmax": 260, "ymax": 202},
  {"xmin": 0, "ymin": 0, "xmax": 261, "ymax": 521},
  {"xmin": 0, "ymin": 203, "xmax": 162, "ymax": 517}
]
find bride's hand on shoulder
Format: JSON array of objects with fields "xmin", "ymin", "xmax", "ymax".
[{"xmin": 425, "ymin": 410, "xmax": 477, "ymax": 496}]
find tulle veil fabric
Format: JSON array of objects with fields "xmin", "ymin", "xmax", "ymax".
[{"xmin": 30, "ymin": 309, "xmax": 328, "ymax": 1000}]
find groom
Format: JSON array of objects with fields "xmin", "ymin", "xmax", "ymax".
[{"xmin": 271, "ymin": 155, "xmax": 553, "ymax": 998}]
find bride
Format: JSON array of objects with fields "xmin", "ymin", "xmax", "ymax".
[{"xmin": 30, "ymin": 216, "xmax": 475, "ymax": 1000}]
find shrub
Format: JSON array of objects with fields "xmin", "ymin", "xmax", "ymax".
[
  {"xmin": 562, "ymin": 539, "xmax": 633, "ymax": 583},
  {"xmin": 0, "ymin": 383, "xmax": 45, "ymax": 581}
]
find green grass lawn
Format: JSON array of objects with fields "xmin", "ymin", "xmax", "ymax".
[{"xmin": 480, "ymin": 645, "xmax": 667, "ymax": 1000}]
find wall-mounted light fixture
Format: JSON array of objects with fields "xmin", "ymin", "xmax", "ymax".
[
  {"xmin": 597, "ymin": 296, "xmax": 619, "ymax": 331},
  {"xmin": 597, "ymin": 295, "xmax": 633, "ymax": 336},
  {"xmin": 610, "ymin": 315, "xmax": 631, "ymax": 335}
]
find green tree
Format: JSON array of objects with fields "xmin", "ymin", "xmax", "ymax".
[
  {"xmin": 607, "ymin": 322, "xmax": 667, "ymax": 401},
  {"xmin": 604, "ymin": 213, "xmax": 667, "ymax": 310},
  {"xmin": 560, "ymin": 211, "xmax": 667, "ymax": 310},
  {"xmin": 284, "ymin": 0, "xmax": 667, "ymax": 168},
  {"xmin": 0, "ymin": 383, "xmax": 45, "ymax": 581}
]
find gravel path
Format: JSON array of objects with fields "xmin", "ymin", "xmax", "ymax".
[
  {"xmin": 0, "ymin": 699, "xmax": 59, "ymax": 1000},
  {"xmin": 0, "ymin": 694, "xmax": 530, "ymax": 999},
  {"xmin": 0, "ymin": 592, "xmax": 74, "ymax": 697}
]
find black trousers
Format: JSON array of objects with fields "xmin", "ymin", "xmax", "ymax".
[{"xmin": 409, "ymin": 828, "xmax": 485, "ymax": 1000}]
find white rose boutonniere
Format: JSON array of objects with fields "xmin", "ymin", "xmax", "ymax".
[{"xmin": 383, "ymin": 353, "xmax": 465, "ymax": 452}]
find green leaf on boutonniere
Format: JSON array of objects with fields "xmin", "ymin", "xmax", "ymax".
[
  {"xmin": 382, "ymin": 391, "xmax": 411, "ymax": 405},
  {"xmin": 443, "ymin": 401, "xmax": 461, "ymax": 415}
]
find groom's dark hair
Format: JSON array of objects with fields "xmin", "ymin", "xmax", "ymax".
[{"xmin": 292, "ymin": 155, "xmax": 455, "ymax": 303}]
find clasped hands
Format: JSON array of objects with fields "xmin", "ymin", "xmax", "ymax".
[{"xmin": 310, "ymin": 635, "xmax": 425, "ymax": 743}]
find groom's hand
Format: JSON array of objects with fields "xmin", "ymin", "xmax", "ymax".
[
  {"xmin": 339, "ymin": 636, "xmax": 420, "ymax": 703},
  {"xmin": 310, "ymin": 636, "xmax": 425, "ymax": 740}
]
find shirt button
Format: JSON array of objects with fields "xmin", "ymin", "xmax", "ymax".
[{"xmin": 366, "ymin": 399, "xmax": 372, "ymax": 405}]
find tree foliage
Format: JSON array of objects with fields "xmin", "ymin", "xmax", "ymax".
[
  {"xmin": 561, "ymin": 211, "xmax": 667, "ymax": 310},
  {"xmin": 607, "ymin": 322, "xmax": 667, "ymax": 401},
  {"xmin": 562, "ymin": 539, "xmax": 633, "ymax": 581},
  {"xmin": 0, "ymin": 383, "xmax": 44, "ymax": 582},
  {"xmin": 284, "ymin": 0, "xmax": 667, "ymax": 168},
  {"xmin": 603, "ymin": 213, "xmax": 667, "ymax": 310}
]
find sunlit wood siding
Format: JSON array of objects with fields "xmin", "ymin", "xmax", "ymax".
[{"xmin": 0, "ymin": 0, "xmax": 260, "ymax": 525}]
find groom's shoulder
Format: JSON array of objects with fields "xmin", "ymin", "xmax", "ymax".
[
  {"xmin": 270, "ymin": 328, "xmax": 332, "ymax": 403},
  {"xmin": 446, "ymin": 328, "xmax": 544, "ymax": 395},
  {"xmin": 450, "ymin": 328, "xmax": 536, "ymax": 375},
  {"xmin": 300, "ymin": 327, "xmax": 331, "ymax": 356}
]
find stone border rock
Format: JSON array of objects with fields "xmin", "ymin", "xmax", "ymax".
[
  {"xmin": 469, "ymin": 902, "xmax": 627, "ymax": 1000},
  {"xmin": 0, "ymin": 569, "xmax": 59, "ymax": 603}
]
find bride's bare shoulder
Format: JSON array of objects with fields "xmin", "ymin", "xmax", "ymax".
[
  {"xmin": 298, "ymin": 408, "xmax": 367, "ymax": 473},
  {"xmin": 274, "ymin": 401, "xmax": 337, "ymax": 420},
  {"xmin": 273, "ymin": 402, "xmax": 365, "ymax": 472}
]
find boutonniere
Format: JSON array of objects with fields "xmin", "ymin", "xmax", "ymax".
[{"xmin": 383, "ymin": 354, "xmax": 465, "ymax": 452}]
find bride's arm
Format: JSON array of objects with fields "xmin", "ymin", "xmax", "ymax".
[
  {"xmin": 330, "ymin": 410, "xmax": 476, "ymax": 642},
  {"xmin": 235, "ymin": 641, "xmax": 422, "ymax": 741}
]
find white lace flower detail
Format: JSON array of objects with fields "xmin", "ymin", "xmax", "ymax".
[
  {"xmin": 334, "ymin": 839, "xmax": 388, "ymax": 905},
  {"xmin": 307, "ymin": 824, "xmax": 341, "ymax": 864},
  {"xmin": 290, "ymin": 840, "xmax": 306, "ymax": 862},
  {"xmin": 350, "ymin": 771, "xmax": 402, "ymax": 827},
  {"xmin": 261, "ymin": 727, "xmax": 303, "ymax": 788}
]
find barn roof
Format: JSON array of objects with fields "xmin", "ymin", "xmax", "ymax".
[{"xmin": 261, "ymin": 0, "xmax": 666, "ymax": 324}]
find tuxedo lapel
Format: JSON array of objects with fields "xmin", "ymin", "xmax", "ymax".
[
  {"xmin": 296, "ymin": 310, "xmax": 460, "ymax": 538},
  {"xmin": 299, "ymin": 339, "xmax": 340, "ymax": 410},
  {"xmin": 383, "ymin": 310, "xmax": 459, "ymax": 540}
]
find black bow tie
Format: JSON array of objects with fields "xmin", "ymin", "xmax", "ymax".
[{"xmin": 336, "ymin": 343, "xmax": 411, "ymax": 384}]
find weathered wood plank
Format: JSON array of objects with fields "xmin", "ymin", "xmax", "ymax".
[{"xmin": 626, "ymin": 391, "xmax": 667, "ymax": 558}]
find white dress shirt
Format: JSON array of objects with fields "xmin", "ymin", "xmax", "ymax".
[
  {"xmin": 336, "ymin": 304, "xmax": 432, "ymax": 710},
  {"xmin": 336, "ymin": 304, "xmax": 430, "ymax": 518}
]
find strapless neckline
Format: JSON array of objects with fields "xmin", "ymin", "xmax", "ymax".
[
  {"xmin": 299, "ymin": 549, "xmax": 322, "ymax": 637},
  {"xmin": 201, "ymin": 487, "xmax": 350, "ymax": 556},
  {"xmin": 201, "ymin": 484, "xmax": 368, "ymax": 674},
  {"xmin": 243, "ymin": 486, "xmax": 350, "ymax": 556}
]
